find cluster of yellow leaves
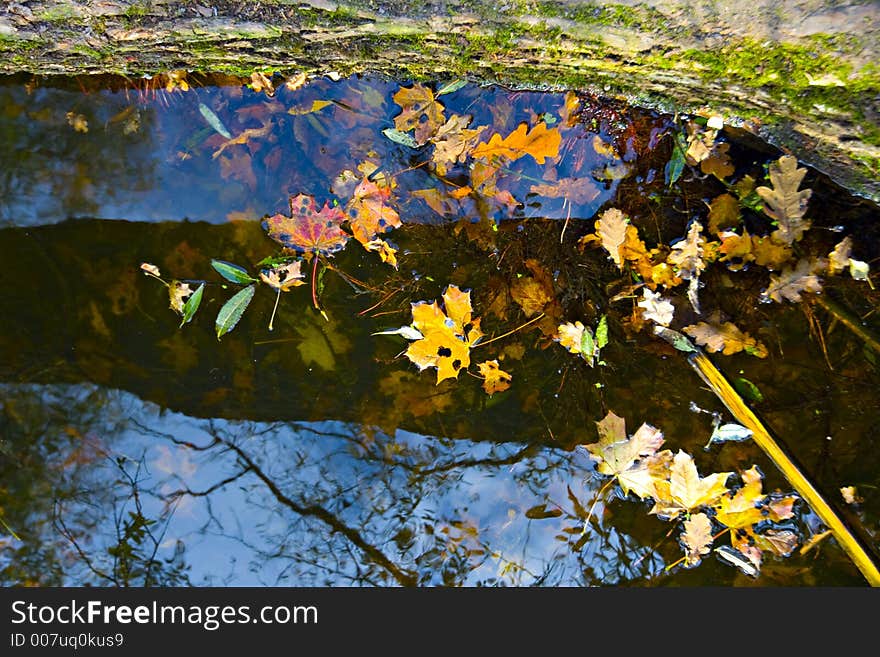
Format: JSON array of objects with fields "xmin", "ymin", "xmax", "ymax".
[{"xmin": 583, "ymin": 411, "xmax": 799, "ymax": 575}]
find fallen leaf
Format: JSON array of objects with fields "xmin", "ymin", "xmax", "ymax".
[
  {"xmin": 259, "ymin": 260, "xmax": 306, "ymax": 291},
  {"xmin": 707, "ymin": 193, "xmax": 741, "ymax": 235},
  {"xmin": 638, "ymin": 287, "xmax": 674, "ymax": 326},
  {"xmin": 218, "ymin": 151, "xmax": 257, "ymax": 191},
  {"xmin": 392, "ymin": 83, "xmax": 445, "ymax": 145},
  {"xmin": 756, "ymin": 155, "xmax": 812, "ymax": 245},
  {"xmin": 140, "ymin": 262, "xmax": 161, "ymax": 278},
  {"xmin": 718, "ymin": 230, "xmax": 755, "ymax": 271},
  {"xmin": 750, "ymin": 235, "xmax": 793, "ymax": 270},
  {"xmin": 585, "ymin": 413, "xmax": 667, "ymax": 499},
  {"xmin": 828, "ymin": 236, "xmax": 853, "ymax": 275},
  {"xmin": 595, "ymin": 208, "xmax": 629, "ymax": 269},
  {"xmin": 683, "ymin": 313, "xmax": 768, "ymax": 357},
  {"xmin": 471, "ymin": 121, "xmax": 562, "ymax": 164},
  {"xmin": 510, "ymin": 276, "xmax": 552, "ymax": 317},
  {"xmin": 761, "ymin": 258, "xmax": 824, "ymax": 303},
  {"xmin": 430, "ymin": 114, "xmax": 487, "ymax": 175},
  {"xmin": 681, "ymin": 512, "xmax": 714, "ymax": 567},
  {"xmin": 402, "ymin": 284, "xmax": 484, "ymax": 384},
  {"xmin": 249, "ymin": 71, "xmax": 275, "ymax": 96},
  {"xmin": 650, "ymin": 451, "xmax": 731, "ymax": 519},
  {"xmin": 66, "ymin": 111, "xmax": 88, "ymax": 133},
  {"xmin": 667, "ymin": 220, "xmax": 706, "ymax": 281},
  {"xmin": 840, "ymin": 486, "xmax": 863, "ymax": 505},
  {"xmin": 347, "ymin": 179, "xmax": 401, "ymax": 246},
  {"xmin": 700, "ymin": 142, "xmax": 735, "ymax": 179},
  {"xmin": 529, "ymin": 177, "xmax": 601, "ymax": 205},
  {"xmin": 212, "ymin": 120, "xmax": 273, "ymax": 159},
  {"xmin": 478, "ymin": 360, "xmax": 512, "ymax": 395},
  {"xmin": 263, "ymin": 194, "xmax": 350, "ymax": 256}
]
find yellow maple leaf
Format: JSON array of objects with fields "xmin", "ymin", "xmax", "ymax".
[
  {"xmin": 478, "ymin": 360, "xmax": 512, "ymax": 395},
  {"xmin": 404, "ymin": 284, "xmax": 483, "ymax": 384},
  {"xmin": 713, "ymin": 466, "xmax": 766, "ymax": 530},
  {"xmin": 471, "ymin": 121, "xmax": 561, "ymax": 164},
  {"xmin": 392, "ymin": 83, "xmax": 446, "ymax": 145},
  {"xmin": 650, "ymin": 451, "xmax": 731, "ymax": 519}
]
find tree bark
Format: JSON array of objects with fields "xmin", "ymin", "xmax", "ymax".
[{"xmin": 2, "ymin": 0, "xmax": 879, "ymax": 201}]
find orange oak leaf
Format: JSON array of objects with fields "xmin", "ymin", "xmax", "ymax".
[
  {"xmin": 471, "ymin": 121, "xmax": 561, "ymax": 164},
  {"xmin": 683, "ymin": 312, "xmax": 768, "ymax": 358}
]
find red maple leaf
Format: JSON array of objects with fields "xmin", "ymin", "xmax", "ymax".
[{"xmin": 263, "ymin": 194, "xmax": 349, "ymax": 256}]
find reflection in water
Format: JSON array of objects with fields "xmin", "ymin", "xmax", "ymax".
[{"xmin": 1, "ymin": 383, "xmax": 665, "ymax": 586}]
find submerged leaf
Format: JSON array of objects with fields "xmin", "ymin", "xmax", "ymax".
[
  {"xmin": 595, "ymin": 208, "xmax": 628, "ymax": 269},
  {"xmin": 683, "ymin": 314, "xmax": 768, "ymax": 358},
  {"xmin": 762, "ymin": 258, "xmax": 823, "ymax": 303},
  {"xmin": 478, "ymin": 360, "xmax": 512, "ymax": 396},
  {"xmin": 638, "ymin": 288, "xmax": 675, "ymax": 326},
  {"xmin": 756, "ymin": 155, "xmax": 812, "ymax": 245},
  {"xmin": 215, "ymin": 284, "xmax": 255, "ymax": 340}
]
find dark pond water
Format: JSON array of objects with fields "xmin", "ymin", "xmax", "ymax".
[{"xmin": 1, "ymin": 72, "xmax": 879, "ymax": 586}]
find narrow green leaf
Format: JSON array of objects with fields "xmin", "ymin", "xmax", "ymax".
[
  {"xmin": 211, "ymin": 259, "xmax": 257, "ymax": 284},
  {"xmin": 215, "ymin": 284, "xmax": 255, "ymax": 339},
  {"xmin": 179, "ymin": 283, "xmax": 204, "ymax": 328},
  {"xmin": 595, "ymin": 315, "xmax": 609, "ymax": 349},
  {"xmin": 665, "ymin": 144, "xmax": 685, "ymax": 187},
  {"xmin": 580, "ymin": 328, "xmax": 596, "ymax": 364},
  {"xmin": 734, "ymin": 377, "xmax": 764, "ymax": 403},
  {"xmin": 382, "ymin": 128, "xmax": 418, "ymax": 148},
  {"xmin": 437, "ymin": 79, "xmax": 467, "ymax": 96}
]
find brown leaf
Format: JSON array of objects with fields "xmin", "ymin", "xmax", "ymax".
[
  {"xmin": 510, "ymin": 277, "xmax": 551, "ymax": 317},
  {"xmin": 530, "ymin": 177, "xmax": 601, "ymax": 205},
  {"xmin": 667, "ymin": 220, "xmax": 706, "ymax": 280},
  {"xmin": 700, "ymin": 142, "xmax": 735, "ymax": 180},
  {"xmin": 750, "ymin": 235, "xmax": 793, "ymax": 270},
  {"xmin": 682, "ymin": 512, "xmax": 714, "ymax": 567},
  {"xmin": 430, "ymin": 114, "xmax": 487, "ymax": 175},
  {"xmin": 683, "ymin": 312, "xmax": 768, "ymax": 358},
  {"xmin": 392, "ymin": 83, "xmax": 445, "ymax": 145},
  {"xmin": 595, "ymin": 208, "xmax": 628, "ymax": 269},
  {"xmin": 707, "ymin": 193, "xmax": 742, "ymax": 235},
  {"xmin": 478, "ymin": 360, "xmax": 512, "ymax": 396},
  {"xmin": 471, "ymin": 121, "xmax": 561, "ymax": 164},
  {"xmin": 828, "ymin": 236, "xmax": 853, "ymax": 275},
  {"xmin": 762, "ymin": 258, "xmax": 824, "ymax": 303},
  {"xmin": 756, "ymin": 155, "xmax": 812, "ymax": 245},
  {"xmin": 717, "ymin": 230, "xmax": 755, "ymax": 271}
]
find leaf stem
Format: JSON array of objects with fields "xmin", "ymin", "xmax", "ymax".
[
  {"xmin": 310, "ymin": 253, "xmax": 319, "ymax": 310},
  {"xmin": 268, "ymin": 288, "xmax": 281, "ymax": 331},
  {"xmin": 473, "ymin": 313, "xmax": 545, "ymax": 349}
]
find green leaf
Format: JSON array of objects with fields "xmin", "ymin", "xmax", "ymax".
[
  {"xmin": 437, "ymin": 79, "xmax": 467, "ymax": 96},
  {"xmin": 665, "ymin": 142, "xmax": 686, "ymax": 187},
  {"xmin": 734, "ymin": 377, "xmax": 764, "ymax": 403},
  {"xmin": 179, "ymin": 283, "xmax": 204, "ymax": 328},
  {"xmin": 215, "ymin": 284, "xmax": 255, "ymax": 340},
  {"xmin": 211, "ymin": 259, "xmax": 258, "ymax": 284},
  {"xmin": 580, "ymin": 327, "xmax": 596, "ymax": 363},
  {"xmin": 595, "ymin": 314, "xmax": 609, "ymax": 349},
  {"xmin": 382, "ymin": 128, "xmax": 418, "ymax": 148}
]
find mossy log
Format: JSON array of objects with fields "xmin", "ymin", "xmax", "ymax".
[{"xmin": 1, "ymin": 0, "xmax": 879, "ymax": 201}]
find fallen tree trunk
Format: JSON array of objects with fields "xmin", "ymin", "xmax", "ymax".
[{"xmin": 1, "ymin": 0, "xmax": 879, "ymax": 202}]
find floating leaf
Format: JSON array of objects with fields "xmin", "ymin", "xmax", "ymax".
[
  {"xmin": 169, "ymin": 281, "xmax": 195, "ymax": 315},
  {"xmin": 478, "ymin": 360, "xmax": 512, "ymax": 396},
  {"xmin": 761, "ymin": 258, "xmax": 823, "ymax": 303},
  {"xmin": 264, "ymin": 194, "xmax": 349, "ymax": 256},
  {"xmin": 734, "ymin": 377, "xmax": 764, "ymax": 403},
  {"xmin": 347, "ymin": 179, "xmax": 401, "ymax": 247},
  {"xmin": 756, "ymin": 155, "xmax": 812, "ymax": 245},
  {"xmin": 667, "ymin": 220, "xmax": 706, "ymax": 281},
  {"xmin": 429, "ymin": 114, "xmax": 487, "ymax": 175},
  {"xmin": 650, "ymin": 451, "xmax": 731, "ymax": 519},
  {"xmin": 437, "ymin": 79, "xmax": 468, "ymax": 95},
  {"xmin": 653, "ymin": 326, "xmax": 698, "ymax": 353},
  {"xmin": 681, "ymin": 512, "xmax": 714, "ymax": 567},
  {"xmin": 179, "ymin": 283, "xmax": 204, "ymax": 327},
  {"xmin": 215, "ymin": 284, "xmax": 255, "ymax": 340},
  {"xmin": 392, "ymin": 83, "xmax": 445, "ymax": 145},
  {"xmin": 399, "ymin": 284, "xmax": 484, "ymax": 384},
  {"xmin": 382, "ymin": 127, "xmax": 419, "ymax": 148},
  {"xmin": 471, "ymin": 121, "xmax": 561, "ymax": 164},
  {"xmin": 556, "ymin": 315, "xmax": 608, "ymax": 366},
  {"xmin": 828, "ymin": 236, "xmax": 853, "ymax": 275},
  {"xmin": 683, "ymin": 313, "xmax": 768, "ymax": 358},
  {"xmin": 638, "ymin": 288, "xmax": 674, "ymax": 326},
  {"xmin": 705, "ymin": 423, "xmax": 753, "ymax": 448},
  {"xmin": 259, "ymin": 260, "xmax": 306, "ymax": 292},
  {"xmin": 715, "ymin": 545, "xmax": 759, "ymax": 577},
  {"xmin": 140, "ymin": 262, "xmax": 161, "ymax": 278},
  {"xmin": 585, "ymin": 412, "xmax": 668, "ymax": 499},
  {"xmin": 211, "ymin": 259, "xmax": 258, "ymax": 284},
  {"xmin": 700, "ymin": 142, "xmax": 735, "ymax": 180},
  {"xmin": 840, "ymin": 486, "xmax": 862, "ymax": 505}
]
